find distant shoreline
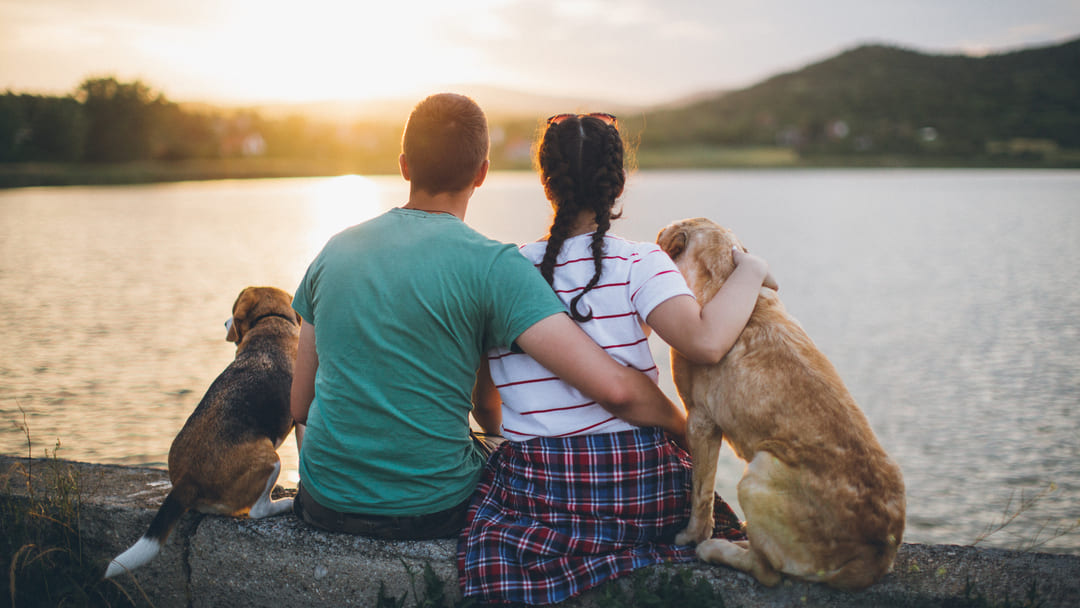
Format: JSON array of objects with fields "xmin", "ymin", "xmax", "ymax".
[{"xmin": 2, "ymin": 152, "xmax": 1077, "ymax": 189}]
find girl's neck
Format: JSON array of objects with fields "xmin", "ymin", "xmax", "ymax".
[
  {"xmin": 541, "ymin": 209, "xmax": 601, "ymax": 242},
  {"xmin": 567, "ymin": 209, "xmax": 598, "ymax": 237}
]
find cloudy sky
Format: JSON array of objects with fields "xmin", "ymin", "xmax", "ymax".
[{"xmin": 2, "ymin": 0, "xmax": 1078, "ymax": 106}]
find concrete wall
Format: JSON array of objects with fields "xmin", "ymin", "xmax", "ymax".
[{"xmin": 3, "ymin": 455, "xmax": 1079, "ymax": 607}]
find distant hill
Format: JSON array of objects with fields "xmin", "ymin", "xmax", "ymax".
[{"xmin": 638, "ymin": 36, "xmax": 1080, "ymax": 158}]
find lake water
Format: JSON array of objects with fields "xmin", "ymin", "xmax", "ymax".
[{"xmin": 1, "ymin": 169, "xmax": 1078, "ymax": 555}]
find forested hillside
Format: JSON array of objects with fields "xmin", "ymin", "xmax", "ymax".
[{"xmin": 641, "ymin": 37, "xmax": 1080, "ymax": 160}]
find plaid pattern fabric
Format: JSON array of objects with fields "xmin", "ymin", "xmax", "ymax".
[{"xmin": 457, "ymin": 427, "xmax": 745, "ymax": 605}]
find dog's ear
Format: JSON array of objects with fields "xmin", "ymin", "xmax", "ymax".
[
  {"xmin": 659, "ymin": 228, "xmax": 687, "ymax": 261},
  {"xmin": 227, "ymin": 288, "xmax": 254, "ymax": 343},
  {"xmin": 226, "ymin": 316, "xmax": 241, "ymax": 343}
]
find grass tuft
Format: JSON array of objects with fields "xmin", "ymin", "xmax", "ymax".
[
  {"xmin": 973, "ymin": 482, "xmax": 1080, "ymax": 552},
  {"xmin": 1, "ymin": 404, "xmax": 148, "ymax": 607}
]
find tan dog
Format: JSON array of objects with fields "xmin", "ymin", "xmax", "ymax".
[
  {"xmin": 657, "ymin": 218, "xmax": 905, "ymax": 591},
  {"xmin": 105, "ymin": 286, "xmax": 300, "ymax": 579}
]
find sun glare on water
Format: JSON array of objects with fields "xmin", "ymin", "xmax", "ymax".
[{"xmin": 300, "ymin": 175, "xmax": 398, "ymax": 256}]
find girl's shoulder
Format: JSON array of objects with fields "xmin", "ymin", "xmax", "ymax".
[
  {"xmin": 517, "ymin": 233, "xmax": 663, "ymax": 264},
  {"xmin": 602, "ymin": 233, "xmax": 661, "ymax": 254},
  {"xmin": 517, "ymin": 239, "xmax": 547, "ymax": 263}
]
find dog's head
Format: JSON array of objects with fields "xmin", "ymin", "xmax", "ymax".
[
  {"xmin": 226, "ymin": 286, "xmax": 300, "ymax": 345},
  {"xmin": 657, "ymin": 217, "xmax": 776, "ymax": 301}
]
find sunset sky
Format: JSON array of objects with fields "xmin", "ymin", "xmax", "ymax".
[{"xmin": 2, "ymin": 0, "xmax": 1078, "ymax": 107}]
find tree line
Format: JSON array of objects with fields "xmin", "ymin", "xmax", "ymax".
[{"xmin": 0, "ymin": 78, "xmax": 414, "ymax": 172}]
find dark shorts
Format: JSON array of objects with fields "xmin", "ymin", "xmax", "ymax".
[
  {"xmin": 293, "ymin": 432, "xmax": 502, "ymax": 540},
  {"xmin": 294, "ymin": 482, "xmax": 470, "ymax": 540}
]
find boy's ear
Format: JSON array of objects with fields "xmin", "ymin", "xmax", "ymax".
[
  {"xmin": 473, "ymin": 159, "xmax": 490, "ymax": 188},
  {"xmin": 398, "ymin": 153, "xmax": 411, "ymax": 181}
]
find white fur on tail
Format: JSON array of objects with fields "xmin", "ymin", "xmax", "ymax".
[{"xmin": 104, "ymin": 536, "xmax": 161, "ymax": 579}]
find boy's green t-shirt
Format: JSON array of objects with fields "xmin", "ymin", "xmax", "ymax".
[{"xmin": 292, "ymin": 208, "xmax": 564, "ymax": 516}]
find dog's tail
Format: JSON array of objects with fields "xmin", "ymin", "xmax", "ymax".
[{"xmin": 104, "ymin": 485, "xmax": 190, "ymax": 579}]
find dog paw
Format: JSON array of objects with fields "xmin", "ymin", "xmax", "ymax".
[
  {"xmin": 250, "ymin": 497, "xmax": 294, "ymax": 519},
  {"xmin": 268, "ymin": 497, "xmax": 294, "ymax": 516},
  {"xmin": 697, "ymin": 539, "xmax": 782, "ymax": 587},
  {"xmin": 697, "ymin": 538, "xmax": 739, "ymax": 562},
  {"xmin": 675, "ymin": 528, "xmax": 706, "ymax": 546}
]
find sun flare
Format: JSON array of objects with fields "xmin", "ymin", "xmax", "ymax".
[{"xmin": 139, "ymin": 0, "xmax": 509, "ymax": 103}]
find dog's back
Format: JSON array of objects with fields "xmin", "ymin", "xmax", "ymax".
[
  {"xmin": 167, "ymin": 337, "xmax": 295, "ymax": 510},
  {"xmin": 170, "ymin": 335, "xmax": 295, "ymax": 451}
]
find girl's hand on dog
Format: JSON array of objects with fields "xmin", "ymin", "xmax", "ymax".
[{"xmin": 733, "ymin": 247, "xmax": 778, "ymax": 291}]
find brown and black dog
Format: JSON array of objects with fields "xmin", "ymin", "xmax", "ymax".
[
  {"xmin": 105, "ymin": 286, "xmax": 299, "ymax": 579},
  {"xmin": 657, "ymin": 218, "xmax": 905, "ymax": 591}
]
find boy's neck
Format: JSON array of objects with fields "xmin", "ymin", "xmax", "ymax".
[{"xmin": 403, "ymin": 187, "xmax": 472, "ymax": 220}]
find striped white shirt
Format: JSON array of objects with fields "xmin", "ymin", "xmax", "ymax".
[{"xmin": 489, "ymin": 233, "xmax": 694, "ymax": 439}]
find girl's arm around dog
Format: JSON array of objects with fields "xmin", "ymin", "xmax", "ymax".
[{"xmin": 647, "ymin": 249, "xmax": 775, "ymax": 365}]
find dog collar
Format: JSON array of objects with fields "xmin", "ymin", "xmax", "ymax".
[{"xmin": 250, "ymin": 312, "xmax": 299, "ymax": 327}]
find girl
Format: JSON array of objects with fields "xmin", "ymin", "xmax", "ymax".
[{"xmin": 458, "ymin": 113, "xmax": 772, "ymax": 605}]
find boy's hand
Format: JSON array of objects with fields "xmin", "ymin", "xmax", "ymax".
[{"xmin": 733, "ymin": 247, "xmax": 778, "ymax": 291}]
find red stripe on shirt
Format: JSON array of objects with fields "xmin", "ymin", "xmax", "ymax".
[
  {"xmin": 502, "ymin": 426, "xmax": 536, "ymax": 438},
  {"xmin": 591, "ymin": 311, "xmax": 637, "ymax": 320},
  {"xmin": 602, "ymin": 337, "xmax": 650, "ymax": 350},
  {"xmin": 555, "ymin": 280, "xmax": 629, "ymax": 295},
  {"xmin": 495, "ymin": 375, "xmax": 560, "ymax": 389},
  {"xmin": 519, "ymin": 401, "xmax": 597, "ymax": 415},
  {"xmin": 536, "ymin": 254, "xmax": 635, "ymax": 269},
  {"xmin": 630, "ymin": 269, "xmax": 683, "ymax": 301},
  {"xmin": 553, "ymin": 416, "xmax": 619, "ymax": 437},
  {"xmin": 502, "ymin": 415, "xmax": 619, "ymax": 439}
]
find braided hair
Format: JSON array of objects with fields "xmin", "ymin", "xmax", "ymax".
[{"xmin": 536, "ymin": 115, "xmax": 625, "ymax": 322}]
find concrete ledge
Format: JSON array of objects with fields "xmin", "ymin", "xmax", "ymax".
[{"xmin": 3, "ymin": 455, "xmax": 1079, "ymax": 607}]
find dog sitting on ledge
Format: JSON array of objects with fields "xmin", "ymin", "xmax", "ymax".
[
  {"xmin": 105, "ymin": 286, "xmax": 299, "ymax": 579},
  {"xmin": 657, "ymin": 218, "xmax": 905, "ymax": 591}
]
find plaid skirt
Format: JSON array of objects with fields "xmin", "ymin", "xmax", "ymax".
[{"xmin": 456, "ymin": 427, "xmax": 745, "ymax": 605}]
